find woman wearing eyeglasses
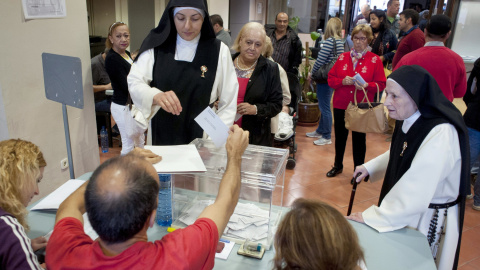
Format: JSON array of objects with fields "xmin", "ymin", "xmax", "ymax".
[
  {"xmin": 105, "ymin": 22, "xmax": 145, "ymax": 155},
  {"xmin": 325, "ymin": 24, "xmax": 386, "ymax": 179}
]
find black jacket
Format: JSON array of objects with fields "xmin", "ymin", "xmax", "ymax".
[
  {"xmin": 463, "ymin": 57, "xmax": 480, "ymax": 131},
  {"xmin": 105, "ymin": 49, "xmax": 131, "ymax": 105},
  {"xmin": 264, "ymin": 24, "xmax": 302, "ymax": 74},
  {"xmin": 232, "ymin": 54, "xmax": 283, "ymax": 146}
]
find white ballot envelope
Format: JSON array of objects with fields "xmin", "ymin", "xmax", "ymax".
[
  {"xmin": 353, "ymin": 73, "xmax": 366, "ymax": 86},
  {"xmin": 194, "ymin": 107, "xmax": 230, "ymax": 148}
]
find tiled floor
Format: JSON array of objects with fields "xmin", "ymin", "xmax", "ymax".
[{"xmin": 99, "ymin": 124, "xmax": 480, "ymax": 269}]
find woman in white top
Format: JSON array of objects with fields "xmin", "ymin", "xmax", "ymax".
[{"xmin": 127, "ymin": 0, "xmax": 237, "ymax": 145}]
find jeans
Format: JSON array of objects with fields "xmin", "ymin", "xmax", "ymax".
[
  {"xmin": 315, "ymin": 83, "xmax": 334, "ymax": 139},
  {"xmin": 468, "ymin": 127, "xmax": 480, "ymax": 205},
  {"xmin": 333, "ymin": 108, "xmax": 366, "ymax": 169},
  {"xmin": 95, "ymin": 99, "xmax": 111, "ymax": 112}
]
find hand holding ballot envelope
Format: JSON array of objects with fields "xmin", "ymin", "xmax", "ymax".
[{"xmin": 353, "ymin": 73, "xmax": 368, "ymax": 90}]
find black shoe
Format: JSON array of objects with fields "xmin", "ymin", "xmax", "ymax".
[{"xmin": 327, "ymin": 167, "xmax": 343, "ymax": 177}]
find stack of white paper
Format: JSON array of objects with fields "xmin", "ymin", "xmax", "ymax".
[
  {"xmin": 31, "ymin": 179, "xmax": 84, "ymax": 211},
  {"xmin": 144, "ymin": 145, "xmax": 207, "ymax": 173},
  {"xmin": 177, "ymin": 200, "xmax": 270, "ymax": 241}
]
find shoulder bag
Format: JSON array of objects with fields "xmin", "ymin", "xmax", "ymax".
[
  {"xmin": 345, "ymin": 84, "xmax": 388, "ymax": 133},
  {"xmin": 312, "ymin": 38, "xmax": 338, "ymax": 84},
  {"xmin": 124, "ymin": 95, "xmax": 149, "ymax": 139}
]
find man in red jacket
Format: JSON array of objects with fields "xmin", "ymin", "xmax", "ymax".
[
  {"xmin": 394, "ymin": 15, "xmax": 466, "ymax": 101},
  {"xmin": 391, "ymin": 9, "xmax": 425, "ymax": 69}
]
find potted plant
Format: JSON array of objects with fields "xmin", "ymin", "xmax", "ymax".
[{"xmin": 297, "ymin": 44, "xmax": 320, "ymax": 125}]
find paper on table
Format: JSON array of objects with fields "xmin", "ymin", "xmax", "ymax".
[
  {"xmin": 31, "ymin": 179, "xmax": 84, "ymax": 211},
  {"xmin": 194, "ymin": 106, "xmax": 229, "ymax": 148},
  {"xmin": 145, "ymin": 145, "xmax": 207, "ymax": 173},
  {"xmin": 215, "ymin": 241, "xmax": 235, "ymax": 260}
]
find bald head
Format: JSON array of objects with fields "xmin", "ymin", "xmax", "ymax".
[
  {"xmin": 85, "ymin": 155, "xmax": 159, "ymax": 244},
  {"xmin": 361, "ymin": 4, "xmax": 371, "ymax": 18}
]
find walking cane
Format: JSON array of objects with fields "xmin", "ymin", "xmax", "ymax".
[{"xmin": 347, "ymin": 173, "xmax": 362, "ymax": 216}]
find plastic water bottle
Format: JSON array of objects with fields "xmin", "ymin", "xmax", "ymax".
[
  {"xmin": 100, "ymin": 126, "xmax": 109, "ymax": 153},
  {"xmin": 156, "ymin": 174, "xmax": 172, "ymax": 226}
]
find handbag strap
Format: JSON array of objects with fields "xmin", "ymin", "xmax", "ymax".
[
  {"xmin": 353, "ymin": 83, "xmax": 381, "ymax": 106},
  {"xmin": 332, "ymin": 37, "xmax": 337, "ymax": 58},
  {"xmin": 354, "ymin": 87, "xmax": 373, "ymax": 107}
]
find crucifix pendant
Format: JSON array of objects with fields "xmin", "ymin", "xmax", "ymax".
[
  {"xmin": 200, "ymin": 65, "xmax": 208, "ymax": 78},
  {"xmin": 400, "ymin": 141, "xmax": 407, "ymax": 156}
]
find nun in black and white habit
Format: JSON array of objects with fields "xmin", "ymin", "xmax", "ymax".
[
  {"xmin": 347, "ymin": 65, "xmax": 469, "ymax": 270},
  {"xmin": 128, "ymin": 0, "xmax": 238, "ymax": 145}
]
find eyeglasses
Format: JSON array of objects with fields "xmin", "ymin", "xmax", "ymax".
[{"xmin": 353, "ymin": 37, "xmax": 367, "ymax": 42}]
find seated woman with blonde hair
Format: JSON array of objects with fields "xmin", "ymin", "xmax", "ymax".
[
  {"xmin": 274, "ymin": 198, "xmax": 366, "ymax": 270},
  {"xmin": 0, "ymin": 139, "xmax": 47, "ymax": 269}
]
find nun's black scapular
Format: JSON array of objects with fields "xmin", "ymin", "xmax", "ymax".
[
  {"xmin": 381, "ymin": 65, "xmax": 469, "ymax": 270},
  {"xmin": 136, "ymin": 0, "xmax": 223, "ymax": 145}
]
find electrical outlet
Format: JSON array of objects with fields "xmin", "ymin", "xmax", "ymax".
[{"xmin": 60, "ymin": 158, "xmax": 69, "ymax": 170}]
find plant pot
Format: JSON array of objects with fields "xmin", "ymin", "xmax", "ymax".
[{"xmin": 297, "ymin": 102, "xmax": 320, "ymax": 126}]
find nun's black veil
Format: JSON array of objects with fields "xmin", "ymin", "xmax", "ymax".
[
  {"xmin": 389, "ymin": 65, "xmax": 469, "ymax": 269},
  {"xmin": 136, "ymin": 0, "xmax": 215, "ymax": 59}
]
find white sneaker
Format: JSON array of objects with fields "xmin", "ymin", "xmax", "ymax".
[
  {"xmin": 313, "ymin": 138, "xmax": 332, "ymax": 145},
  {"xmin": 306, "ymin": 131, "xmax": 322, "ymax": 138},
  {"xmin": 275, "ymin": 112, "xmax": 294, "ymax": 141}
]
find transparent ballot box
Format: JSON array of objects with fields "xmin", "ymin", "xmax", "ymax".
[{"xmin": 171, "ymin": 139, "xmax": 288, "ymax": 249}]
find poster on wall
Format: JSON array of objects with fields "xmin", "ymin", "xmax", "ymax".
[{"xmin": 22, "ymin": 0, "xmax": 67, "ymax": 19}]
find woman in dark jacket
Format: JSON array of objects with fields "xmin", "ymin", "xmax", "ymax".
[
  {"xmin": 369, "ymin": 9, "xmax": 397, "ymax": 67},
  {"xmin": 231, "ymin": 22, "xmax": 283, "ymax": 146}
]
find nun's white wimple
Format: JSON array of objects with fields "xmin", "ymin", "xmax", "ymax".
[{"xmin": 173, "ymin": 7, "xmax": 205, "ymax": 18}]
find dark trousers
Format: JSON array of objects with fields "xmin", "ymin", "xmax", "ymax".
[{"xmin": 333, "ymin": 108, "xmax": 366, "ymax": 169}]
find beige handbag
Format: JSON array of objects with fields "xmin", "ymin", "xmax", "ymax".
[{"xmin": 345, "ymin": 84, "xmax": 388, "ymax": 133}]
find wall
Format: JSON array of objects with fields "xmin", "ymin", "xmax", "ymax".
[
  {"xmin": 230, "ymin": 0, "xmax": 251, "ymax": 42},
  {"xmin": 0, "ymin": 0, "xmax": 99, "ymax": 203},
  {"xmin": 209, "ymin": 0, "xmax": 230, "ymax": 29},
  {"xmin": 88, "ymin": 0, "xmax": 116, "ymax": 37},
  {"xmin": 451, "ymin": 0, "xmax": 480, "ymax": 60},
  {"xmin": 0, "ymin": 84, "xmax": 8, "ymax": 141},
  {"xmin": 128, "ymin": 0, "xmax": 155, "ymax": 52}
]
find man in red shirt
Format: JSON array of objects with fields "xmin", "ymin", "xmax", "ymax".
[
  {"xmin": 394, "ymin": 15, "xmax": 466, "ymax": 101},
  {"xmin": 391, "ymin": 9, "xmax": 425, "ymax": 69},
  {"xmin": 46, "ymin": 126, "xmax": 249, "ymax": 270}
]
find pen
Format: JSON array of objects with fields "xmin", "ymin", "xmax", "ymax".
[{"xmin": 219, "ymin": 238, "xmax": 230, "ymax": 243}]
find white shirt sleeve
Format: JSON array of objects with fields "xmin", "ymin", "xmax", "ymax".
[
  {"xmin": 362, "ymin": 124, "xmax": 461, "ymax": 232},
  {"xmin": 363, "ymin": 150, "xmax": 390, "ymax": 183},
  {"xmin": 210, "ymin": 43, "xmax": 238, "ymax": 127},
  {"xmin": 127, "ymin": 49, "xmax": 161, "ymax": 121}
]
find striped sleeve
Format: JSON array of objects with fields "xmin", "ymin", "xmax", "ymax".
[
  {"xmin": 312, "ymin": 38, "xmax": 345, "ymax": 74},
  {"xmin": 0, "ymin": 215, "xmax": 43, "ymax": 270}
]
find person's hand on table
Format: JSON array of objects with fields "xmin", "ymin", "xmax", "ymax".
[
  {"xmin": 342, "ymin": 76, "xmax": 355, "ymax": 86},
  {"xmin": 345, "ymin": 212, "xmax": 365, "ymax": 223},
  {"xmin": 31, "ymin": 236, "xmax": 47, "ymax": 251},
  {"xmin": 237, "ymin": 102, "xmax": 256, "ymax": 115},
  {"xmin": 153, "ymin": 91, "xmax": 182, "ymax": 115},
  {"xmin": 226, "ymin": 125, "xmax": 249, "ymax": 160},
  {"xmin": 353, "ymin": 165, "xmax": 369, "ymax": 183},
  {"xmin": 131, "ymin": 148, "xmax": 162, "ymax": 164},
  {"xmin": 214, "ymin": 100, "xmax": 219, "ymax": 110}
]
